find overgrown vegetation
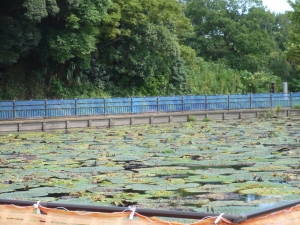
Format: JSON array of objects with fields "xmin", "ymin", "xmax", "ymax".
[
  {"xmin": 276, "ymin": 105, "xmax": 283, "ymax": 113},
  {"xmin": 0, "ymin": 0, "xmax": 298, "ymax": 99},
  {"xmin": 258, "ymin": 109, "xmax": 275, "ymax": 119},
  {"xmin": 188, "ymin": 115, "xmax": 197, "ymax": 122}
]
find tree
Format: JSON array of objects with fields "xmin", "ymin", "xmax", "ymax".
[
  {"xmin": 272, "ymin": 13, "xmax": 290, "ymax": 51},
  {"xmin": 0, "ymin": 0, "xmax": 60, "ymax": 99},
  {"xmin": 285, "ymin": 0, "xmax": 300, "ymax": 91},
  {"xmin": 0, "ymin": 0, "xmax": 112, "ymax": 99},
  {"xmin": 0, "ymin": 0, "xmax": 59, "ymax": 66},
  {"xmin": 250, "ymin": 11, "xmax": 293, "ymax": 81},
  {"xmin": 185, "ymin": 0, "xmax": 275, "ymax": 72},
  {"xmin": 286, "ymin": 0, "xmax": 300, "ymax": 68},
  {"xmin": 46, "ymin": 0, "xmax": 111, "ymax": 66},
  {"xmin": 86, "ymin": 0, "xmax": 193, "ymax": 96},
  {"xmin": 37, "ymin": 0, "xmax": 112, "ymax": 94}
]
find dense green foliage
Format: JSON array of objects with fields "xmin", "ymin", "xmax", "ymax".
[
  {"xmin": 0, "ymin": 0, "xmax": 297, "ymax": 99},
  {"xmin": 286, "ymin": 0, "xmax": 300, "ymax": 92},
  {"xmin": 185, "ymin": 0, "xmax": 274, "ymax": 72}
]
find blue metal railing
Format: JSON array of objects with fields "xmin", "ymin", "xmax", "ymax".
[{"xmin": 0, "ymin": 93, "xmax": 299, "ymax": 120}]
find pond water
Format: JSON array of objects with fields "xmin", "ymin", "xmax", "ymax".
[{"xmin": 0, "ymin": 117, "xmax": 300, "ymax": 214}]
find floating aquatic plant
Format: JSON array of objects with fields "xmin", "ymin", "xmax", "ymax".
[{"xmin": 1, "ymin": 117, "xmax": 300, "ymax": 212}]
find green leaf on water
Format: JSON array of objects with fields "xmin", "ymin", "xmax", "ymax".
[{"xmin": 126, "ymin": 183, "xmax": 199, "ymax": 191}]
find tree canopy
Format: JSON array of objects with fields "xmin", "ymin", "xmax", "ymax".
[
  {"xmin": 185, "ymin": 0, "xmax": 275, "ymax": 72},
  {"xmin": 0, "ymin": 0, "xmax": 298, "ymax": 99}
]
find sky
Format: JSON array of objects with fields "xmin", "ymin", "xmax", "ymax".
[{"xmin": 262, "ymin": 0, "xmax": 293, "ymax": 13}]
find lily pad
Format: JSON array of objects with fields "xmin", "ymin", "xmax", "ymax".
[
  {"xmin": 126, "ymin": 183, "xmax": 199, "ymax": 191},
  {"xmin": 2, "ymin": 117, "xmax": 300, "ymax": 213}
]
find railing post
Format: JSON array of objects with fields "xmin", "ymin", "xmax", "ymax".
[
  {"xmin": 61, "ymin": 98, "xmax": 64, "ymax": 117},
  {"xmin": 44, "ymin": 99, "xmax": 47, "ymax": 118},
  {"xmin": 156, "ymin": 97, "xmax": 159, "ymax": 113},
  {"xmin": 104, "ymin": 98, "xmax": 106, "ymax": 116},
  {"xmin": 13, "ymin": 99, "xmax": 16, "ymax": 119},
  {"xmin": 131, "ymin": 97, "xmax": 133, "ymax": 114},
  {"xmin": 75, "ymin": 98, "xmax": 77, "ymax": 116},
  {"xmin": 270, "ymin": 93, "xmax": 273, "ymax": 108},
  {"xmin": 228, "ymin": 94, "xmax": 230, "ymax": 110},
  {"xmin": 290, "ymin": 92, "xmax": 293, "ymax": 109},
  {"xmin": 249, "ymin": 94, "xmax": 252, "ymax": 110},
  {"xmin": 205, "ymin": 94, "xmax": 207, "ymax": 111},
  {"xmin": 181, "ymin": 96, "xmax": 184, "ymax": 112}
]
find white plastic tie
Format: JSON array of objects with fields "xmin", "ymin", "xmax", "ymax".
[
  {"xmin": 33, "ymin": 201, "xmax": 41, "ymax": 214},
  {"xmin": 128, "ymin": 205, "xmax": 136, "ymax": 220},
  {"xmin": 214, "ymin": 213, "xmax": 224, "ymax": 224}
]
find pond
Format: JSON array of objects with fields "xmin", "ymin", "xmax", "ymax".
[{"xmin": 1, "ymin": 117, "xmax": 300, "ymax": 215}]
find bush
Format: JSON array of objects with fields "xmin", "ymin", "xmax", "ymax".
[
  {"xmin": 188, "ymin": 115, "xmax": 197, "ymax": 122},
  {"xmin": 276, "ymin": 105, "xmax": 282, "ymax": 113}
]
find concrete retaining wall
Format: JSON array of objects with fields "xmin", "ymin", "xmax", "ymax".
[{"xmin": 0, "ymin": 109, "xmax": 299, "ymax": 133}]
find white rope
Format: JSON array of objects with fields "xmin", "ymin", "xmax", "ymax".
[
  {"xmin": 56, "ymin": 207, "xmax": 70, "ymax": 211},
  {"xmin": 33, "ymin": 201, "xmax": 41, "ymax": 214},
  {"xmin": 128, "ymin": 205, "xmax": 136, "ymax": 220},
  {"xmin": 214, "ymin": 213, "xmax": 224, "ymax": 224}
]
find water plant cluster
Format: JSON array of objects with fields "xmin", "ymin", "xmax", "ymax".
[{"xmin": 1, "ymin": 117, "xmax": 300, "ymax": 215}]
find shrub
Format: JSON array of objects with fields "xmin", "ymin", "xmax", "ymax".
[
  {"xmin": 188, "ymin": 115, "xmax": 197, "ymax": 122},
  {"xmin": 276, "ymin": 105, "xmax": 282, "ymax": 113}
]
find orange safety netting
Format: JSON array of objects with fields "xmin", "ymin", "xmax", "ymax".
[{"xmin": 0, "ymin": 204, "xmax": 300, "ymax": 225}]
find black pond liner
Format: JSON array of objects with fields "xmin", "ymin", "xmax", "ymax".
[{"xmin": 1, "ymin": 198, "xmax": 300, "ymax": 224}]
